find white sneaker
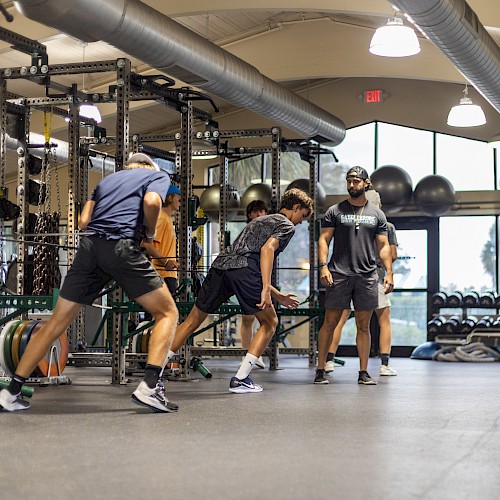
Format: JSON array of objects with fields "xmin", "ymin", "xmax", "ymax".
[
  {"xmin": 325, "ymin": 360, "xmax": 335, "ymax": 373},
  {"xmin": 255, "ymin": 356, "xmax": 265, "ymax": 369},
  {"xmin": 380, "ymin": 365, "xmax": 398, "ymax": 376},
  {"xmin": 131, "ymin": 381, "xmax": 179, "ymax": 413},
  {"xmin": 0, "ymin": 389, "xmax": 30, "ymax": 411},
  {"xmin": 241, "ymin": 355, "xmax": 265, "ymax": 369}
]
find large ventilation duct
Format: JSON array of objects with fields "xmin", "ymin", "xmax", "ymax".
[
  {"xmin": 14, "ymin": 0, "xmax": 346, "ymax": 146},
  {"xmin": 390, "ymin": 0, "xmax": 500, "ymax": 114}
]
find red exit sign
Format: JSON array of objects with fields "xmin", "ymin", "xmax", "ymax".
[{"xmin": 363, "ymin": 89, "xmax": 385, "ymax": 103}]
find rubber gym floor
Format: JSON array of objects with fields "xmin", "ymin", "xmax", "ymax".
[{"xmin": 1, "ymin": 356, "xmax": 499, "ymax": 500}]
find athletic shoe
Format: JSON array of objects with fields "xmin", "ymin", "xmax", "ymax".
[
  {"xmin": 358, "ymin": 372, "xmax": 377, "ymax": 385},
  {"xmin": 380, "ymin": 365, "xmax": 398, "ymax": 376},
  {"xmin": 325, "ymin": 360, "xmax": 335, "ymax": 373},
  {"xmin": 314, "ymin": 369, "xmax": 329, "ymax": 384},
  {"xmin": 240, "ymin": 355, "xmax": 265, "ymax": 369},
  {"xmin": 131, "ymin": 381, "xmax": 179, "ymax": 413},
  {"xmin": 229, "ymin": 376, "xmax": 263, "ymax": 393},
  {"xmin": 255, "ymin": 356, "xmax": 265, "ymax": 369},
  {"xmin": 0, "ymin": 389, "xmax": 30, "ymax": 411}
]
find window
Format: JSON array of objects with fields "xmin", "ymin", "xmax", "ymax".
[
  {"xmin": 440, "ymin": 216, "xmax": 496, "ymax": 292},
  {"xmin": 436, "ymin": 134, "xmax": 493, "ymax": 190},
  {"xmin": 377, "ymin": 123, "xmax": 433, "ymax": 186},
  {"xmin": 321, "ymin": 123, "xmax": 375, "ymax": 195}
]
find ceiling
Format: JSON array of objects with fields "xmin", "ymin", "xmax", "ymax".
[{"xmin": 1, "ymin": 0, "xmax": 500, "ymax": 166}]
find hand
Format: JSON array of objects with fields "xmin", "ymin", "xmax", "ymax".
[
  {"xmin": 165, "ymin": 260, "xmax": 180, "ymax": 270},
  {"xmin": 257, "ymin": 288, "xmax": 273, "ymax": 310},
  {"xmin": 319, "ymin": 266, "xmax": 333, "ymax": 287},
  {"xmin": 276, "ymin": 292, "xmax": 300, "ymax": 309},
  {"xmin": 383, "ymin": 273, "xmax": 394, "ymax": 294}
]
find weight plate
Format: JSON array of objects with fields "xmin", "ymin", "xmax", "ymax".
[
  {"xmin": 3, "ymin": 320, "xmax": 22, "ymax": 377},
  {"xmin": 0, "ymin": 320, "xmax": 20, "ymax": 376},
  {"xmin": 11, "ymin": 321, "xmax": 29, "ymax": 368},
  {"xmin": 19, "ymin": 320, "xmax": 41, "ymax": 358},
  {"xmin": 31, "ymin": 321, "xmax": 69, "ymax": 376}
]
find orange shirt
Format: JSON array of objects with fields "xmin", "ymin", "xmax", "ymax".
[{"xmin": 152, "ymin": 210, "xmax": 177, "ymax": 279}]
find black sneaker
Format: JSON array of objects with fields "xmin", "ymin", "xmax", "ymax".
[
  {"xmin": 358, "ymin": 371, "xmax": 377, "ymax": 385},
  {"xmin": 314, "ymin": 369, "xmax": 329, "ymax": 384},
  {"xmin": 0, "ymin": 389, "xmax": 30, "ymax": 411},
  {"xmin": 131, "ymin": 381, "xmax": 179, "ymax": 412}
]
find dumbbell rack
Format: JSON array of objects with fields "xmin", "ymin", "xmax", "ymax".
[{"xmin": 429, "ymin": 292, "xmax": 500, "ymax": 345}]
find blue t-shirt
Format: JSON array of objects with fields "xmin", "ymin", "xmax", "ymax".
[{"xmin": 87, "ymin": 168, "xmax": 170, "ymax": 241}]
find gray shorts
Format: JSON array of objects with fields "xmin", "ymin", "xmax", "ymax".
[
  {"xmin": 61, "ymin": 236, "xmax": 164, "ymax": 305},
  {"xmin": 324, "ymin": 271, "xmax": 378, "ymax": 311},
  {"xmin": 377, "ymin": 283, "xmax": 391, "ymax": 309}
]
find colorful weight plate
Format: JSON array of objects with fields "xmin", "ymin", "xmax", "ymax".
[
  {"xmin": 19, "ymin": 320, "xmax": 41, "ymax": 358},
  {"xmin": 3, "ymin": 320, "xmax": 22, "ymax": 377},
  {"xmin": 0, "ymin": 320, "xmax": 20, "ymax": 376},
  {"xmin": 11, "ymin": 320, "xmax": 29, "ymax": 368},
  {"xmin": 31, "ymin": 322, "xmax": 69, "ymax": 377}
]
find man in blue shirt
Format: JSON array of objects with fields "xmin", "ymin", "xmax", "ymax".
[{"xmin": 0, "ymin": 153, "xmax": 179, "ymax": 413}]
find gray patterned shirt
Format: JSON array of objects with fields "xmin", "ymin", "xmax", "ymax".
[{"xmin": 212, "ymin": 213, "xmax": 295, "ymax": 270}]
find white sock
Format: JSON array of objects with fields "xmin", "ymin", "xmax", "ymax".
[
  {"xmin": 235, "ymin": 353, "xmax": 258, "ymax": 380},
  {"xmin": 159, "ymin": 350, "xmax": 176, "ymax": 377}
]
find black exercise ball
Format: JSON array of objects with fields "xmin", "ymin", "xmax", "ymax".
[
  {"xmin": 370, "ymin": 165, "xmax": 413, "ymax": 213},
  {"xmin": 414, "ymin": 175, "xmax": 455, "ymax": 217},
  {"xmin": 199, "ymin": 185, "xmax": 241, "ymax": 222},
  {"xmin": 241, "ymin": 183, "xmax": 273, "ymax": 210},
  {"xmin": 285, "ymin": 179, "xmax": 327, "ymax": 210}
]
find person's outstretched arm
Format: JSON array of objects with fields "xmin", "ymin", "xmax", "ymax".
[{"xmin": 258, "ymin": 237, "xmax": 279, "ymax": 309}]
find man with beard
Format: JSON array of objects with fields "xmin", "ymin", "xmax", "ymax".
[{"xmin": 314, "ymin": 166, "xmax": 394, "ymax": 385}]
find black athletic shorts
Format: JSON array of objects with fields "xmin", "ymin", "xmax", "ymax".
[
  {"xmin": 324, "ymin": 270, "xmax": 378, "ymax": 311},
  {"xmin": 61, "ymin": 236, "xmax": 164, "ymax": 305},
  {"xmin": 195, "ymin": 257, "xmax": 262, "ymax": 315}
]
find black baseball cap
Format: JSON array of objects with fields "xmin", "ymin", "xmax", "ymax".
[{"xmin": 346, "ymin": 166, "xmax": 369, "ymax": 180}]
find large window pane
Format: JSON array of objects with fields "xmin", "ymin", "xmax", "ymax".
[
  {"xmin": 393, "ymin": 229, "xmax": 427, "ymax": 289},
  {"xmin": 440, "ymin": 216, "xmax": 496, "ymax": 292},
  {"xmin": 377, "ymin": 123, "xmax": 433, "ymax": 186},
  {"xmin": 321, "ymin": 123, "xmax": 375, "ymax": 195},
  {"xmin": 436, "ymin": 135, "xmax": 493, "ymax": 190},
  {"xmin": 210, "ymin": 155, "xmax": 263, "ymax": 194}
]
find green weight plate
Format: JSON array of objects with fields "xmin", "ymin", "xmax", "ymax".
[
  {"xmin": 3, "ymin": 320, "xmax": 22, "ymax": 377},
  {"xmin": 0, "ymin": 320, "xmax": 19, "ymax": 375}
]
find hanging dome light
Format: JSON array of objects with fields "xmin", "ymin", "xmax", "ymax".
[
  {"xmin": 447, "ymin": 86, "xmax": 486, "ymax": 127},
  {"xmin": 487, "ymin": 134, "xmax": 500, "ymax": 149},
  {"xmin": 79, "ymin": 104, "xmax": 102, "ymax": 123},
  {"xmin": 369, "ymin": 17, "xmax": 421, "ymax": 57}
]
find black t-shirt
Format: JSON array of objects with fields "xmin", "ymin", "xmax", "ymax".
[
  {"xmin": 322, "ymin": 200, "xmax": 388, "ymax": 276},
  {"xmin": 87, "ymin": 168, "xmax": 170, "ymax": 241}
]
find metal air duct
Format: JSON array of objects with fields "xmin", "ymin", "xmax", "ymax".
[
  {"xmin": 14, "ymin": 0, "xmax": 346, "ymax": 145},
  {"xmin": 390, "ymin": 0, "xmax": 500, "ymax": 113}
]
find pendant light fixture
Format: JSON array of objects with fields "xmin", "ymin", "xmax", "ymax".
[
  {"xmin": 369, "ymin": 16, "xmax": 420, "ymax": 57},
  {"xmin": 447, "ymin": 84, "xmax": 486, "ymax": 127}
]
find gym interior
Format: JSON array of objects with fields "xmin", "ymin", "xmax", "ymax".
[{"xmin": 1, "ymin": 1, "xmax": 500, "ymax": 499}]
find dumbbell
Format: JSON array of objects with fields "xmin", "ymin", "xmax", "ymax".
[
  {"xmin": 0, "ymin": 379, "xmax": 34, "ymax": 398},
  {"xmin": 462, "ymin": 291, "xmax": 480, "ymax": 307},
  {"xmin": 441, "ymin": 315, "xmax": 462, "ymax": 334},
  {"xmin": 460, "ymin": 315, "xmax": 478, "ymax": 334},
  {"xmin": 427, "ymin": 315, "xmax": 447, "ymax": 335},
  {"xmin": 479, "ymin": 292, "xmax": 496, "ymax": 307},
  {"xmin": 190, "ymin": 357, "xmax": 212, "ymax": 378},
  {"xmin": 431, "ymin": 292, "xmax": 447, "ymax": 308},
  {"xmin": 476, "ymin": 316, "xmax": 493, "ymax": 328},
  {"xmin": 445, "ymin": 291, "xmax": 463, "ymax": 308}
]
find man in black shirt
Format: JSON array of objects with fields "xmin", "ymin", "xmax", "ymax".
[{"xmin": 315, "ymin": 166, "xmax": 394, "ymax": 385}]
